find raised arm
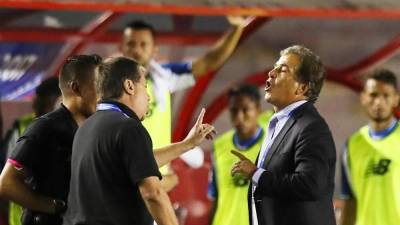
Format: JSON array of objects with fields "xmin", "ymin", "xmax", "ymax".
[{"xmin": 191, "ymin": 16, "xmax": 248, "ymax": 78}]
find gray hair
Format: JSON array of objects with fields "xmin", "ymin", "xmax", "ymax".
[{"xmin": 280, "ymin": 45, "xmax": 326, "ymax": 102}]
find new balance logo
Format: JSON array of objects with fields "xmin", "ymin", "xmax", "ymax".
[{"xmin": 365, "ymin": 158, "xmax": 391, "ymax": 177}]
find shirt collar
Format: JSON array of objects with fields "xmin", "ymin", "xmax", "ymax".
[
  {"xmin": 233, "ymin": 126, "xmax": 264, "ymax": 150},
  {"xmin": 368, "ymin": 119, "xmax": 398, "ymax": 140},
  {"xmin": 59, "ymin": 103, "xmax": 79, "ymax": 128},
  {"xmin": 273, "ymin": 100, "xmax": 308, "ymax": 121},
  {"xmin": 99, "ymin": 100, "xmax": 140, "ymax": 121}
]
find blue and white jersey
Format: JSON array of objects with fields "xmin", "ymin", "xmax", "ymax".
[{"xmin": 148, "ymin": 60, "xmax": 195, "ymax": 110}]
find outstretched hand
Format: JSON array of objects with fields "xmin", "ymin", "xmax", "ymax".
[
  {"xmin": 231, "ymin": 150, "xmax": 257, "ymax": 180},
  {"xmin": 184, "ymin": 108, "xmax": 216, "ymax": 148}
]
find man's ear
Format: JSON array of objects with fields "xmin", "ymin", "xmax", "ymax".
[
  {"xmin": 70, "ymin": 81, "xmax": 81, "ymax": 96},
  {"xmin": 295, "ymin": 82, "xmax": 309, "ymax": 96},
  {"xmin": 123, "ymin": 79, "xmax": 135, "ymax": 95}
]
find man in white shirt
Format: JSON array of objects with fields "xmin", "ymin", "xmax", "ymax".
[{"xmin": 120, "ymin": 16, "xmax": 248, "ymax": 192}]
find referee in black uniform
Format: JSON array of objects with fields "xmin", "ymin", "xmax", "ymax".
[{"xmin": 0, "ymin": 55, "xmax": 102, "ymax": 225}]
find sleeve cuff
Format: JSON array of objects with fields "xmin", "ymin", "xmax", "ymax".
[{"xmin": 251, "ymin": 168, "xmax": 265, "ymax": 186}]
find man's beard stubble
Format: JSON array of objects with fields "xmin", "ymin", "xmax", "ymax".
[{"xmin": 370, "ymin": 113, "xmax": 393, "ymax": 124}]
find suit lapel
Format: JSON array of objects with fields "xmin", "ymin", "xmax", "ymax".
[{"xmin": 262, "ymin": 116, "xmax": 296, "ymax": 168}]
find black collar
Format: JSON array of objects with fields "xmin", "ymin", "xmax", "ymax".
[
  {"xmin": 59, "ymin": 103, "xmax": 79, "ymax": 127},
  {"xmin": 99, "ymin": 100, "xmax": 140, "ymax": 121}
]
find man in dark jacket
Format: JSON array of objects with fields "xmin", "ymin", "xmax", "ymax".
[{"xmin": 231, "ymin": 45, "xmax": 336, "ymax": 225}]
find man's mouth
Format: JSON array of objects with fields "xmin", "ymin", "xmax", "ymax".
[
  {"xmin": 265, "ymin": 80, "xmax": 272, "ymax": 92},
  {"xmin": 371, "ymin": 108, "xmax": 383, "ymax": 115}
]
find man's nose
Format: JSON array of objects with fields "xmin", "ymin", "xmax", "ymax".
[
  {"xmin": 373, "ymin": 96, "xmax": 385, "ymax": 106},
  {"xmin": 234, "ymin": 111, "xmax": 245, "ymax": 123},
  {"xmin": 268, "ymin": 68, "xmax": 276, "ymax": 78},
  {"xmin": 131, "ymin": 45, "xmax": 141, "ymax": 55}
]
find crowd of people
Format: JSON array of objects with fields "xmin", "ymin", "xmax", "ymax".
[{"xmin": 0, "ymin": 15, "xmax": 399, "ymax": 225}]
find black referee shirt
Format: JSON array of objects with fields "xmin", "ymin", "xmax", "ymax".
[
  {"xmin": 63, "ymin": 100, "xmax": 161, "ymax": 225},
  {"xmin": 9, "ymin": 104, "xmax": 78, "ymax": 225}
]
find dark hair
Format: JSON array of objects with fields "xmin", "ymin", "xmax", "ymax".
[
  {"xmin": 59, "ymin": 54, "xmax": 102, "ymax": 93},
  {"xmin": 96, "ymin": 57, "xmax": 142, "ymax": 100},
  {"xmin": 367, "ymin": 69, "xmax": 398, "ymax": 90},
  {"xmin": 33, "ymin": 77, "xmax": 61, "ymax": 116},
  {"xmin": 35, "ymin": 77, "xmax": 60, "ymax": 98},
  {"xmin": 228, "ymin": 84, "xmax": 261, "ymax": 105},
  {"xmin": 280, "ymin": 45, "xmax": 325, "ymax": 102},
  {"xmin": 125, "ymin": 20, "xmax": 156, "ymax": 38}
]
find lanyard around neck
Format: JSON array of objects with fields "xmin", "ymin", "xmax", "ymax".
[{"xmin": 97, "ymin": 103, "xmax": 129, "ymax": 118}]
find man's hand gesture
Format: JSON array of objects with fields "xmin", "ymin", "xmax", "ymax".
[
  {"xmin": 231, "ymin": 150, "xmax": 257, "ymax": 180},
  {"xmin": 184, "ymin": 108, "xmax": 216, "ymax": 148}
]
